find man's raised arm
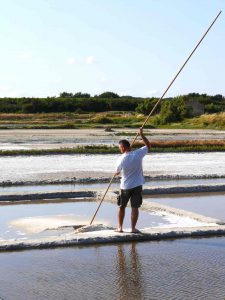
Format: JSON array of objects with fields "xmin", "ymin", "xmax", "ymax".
[{"xmin": 139, "ymin": 128, "xmax": 151, "ymax": 150}]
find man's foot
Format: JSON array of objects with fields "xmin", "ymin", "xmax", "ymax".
[
  {"xmin": 115, "ymin": 228, "xmax": 123, "ymax": 233},
  {"xmin": 131, "ymin": 228, "xmax": 141, "ymax": 234}
]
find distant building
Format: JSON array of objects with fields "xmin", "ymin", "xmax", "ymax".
[{"xmin": 186, "ymin": 99, "xmax": 204, "ymax": 116}]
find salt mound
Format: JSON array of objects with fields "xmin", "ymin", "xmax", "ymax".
[
  {"xmin": 10, "ymin": 215, "xmax": 86, "ymax": 234},
  {"xmin": 75, "ymin": 224, "xmax": 114, "ymax": 233}
]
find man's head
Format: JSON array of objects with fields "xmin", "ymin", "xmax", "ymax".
[{"xmin": 118, "ymin": 139, "xmax": 131, "ymax": 153}]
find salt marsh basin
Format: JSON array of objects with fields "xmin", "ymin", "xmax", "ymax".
[
  {"xmin": 1, "ymin": 131, "xmax": 225, "ymax": 299},
  {"xmin": 1, "ymin": 152, "xmax": 225, "ymax": 185},
  {"xmin": 1, "ymin": 151, "xmax": 225, "ymax": 300},
  {"xmin": 0, "ymin": 188, "xmax": 225, "ymax": 251}
]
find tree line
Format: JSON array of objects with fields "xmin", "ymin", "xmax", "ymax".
[{"xmin": 0, "ymin": 92, "xmax": 224, "ymax": 117}]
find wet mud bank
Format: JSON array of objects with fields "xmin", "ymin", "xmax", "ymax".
[
  {"xmin": 1, "ymin": 174, "xmax": 225, "ymax": 187},
  {"xmin": 0, "ymin": 191, "xmax": 96, "ymax": 202},
  {"xmin": 143, "ymin": 183, "xmax": 225, "ymax": 195},
  {"xmin": 1, "ymin": 183, "xmax": 225, "ymax": 202},
  {"xmin": 1, "ymin": 225, "xmax": 225, "ymax": 252}
]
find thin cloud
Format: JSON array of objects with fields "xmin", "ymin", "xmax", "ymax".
[
  {"xmin": 85, "ymin": 56, "xmax": 96, "ymax": 65},
  {"xmin": 0, "ymin": 86, "xmax": 24, "ymax": 97},
  {"xmin": 16, "ymin": 51, "xmax": 33, "ymax": 62},
  {"xmin": 145, "ymin": 89, "xmax": 158, "ymax": 97},
  {"xmin": 67, "ymin": 57, "xmax": 76, "ymax": 65},
  {"xmin": 100, "ymin": 76, "xmax": 107, "ymax": 82}
]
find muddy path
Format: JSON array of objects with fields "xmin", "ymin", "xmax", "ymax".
[{"xmin": 0, "ymin": 128, "xmax": 225, "ymax": 150}]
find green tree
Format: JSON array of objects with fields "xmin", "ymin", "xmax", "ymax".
[
  {"xmin": 156, "ymin": 97, "xmax": 190, "ymax": 124},
  {"xmin": 59, "ymin": 92, "xmax": 73, "ymax": 98},
  {"xmin": 98, "ymin": 91, "xmax": 120, "ymax": 98},
  {"xmin": 74, "ymin": 92, "xmax": 90, "ymax": 98},
  {"xmin": 135, "ymin": 98, "xmax": 160, "ymax": 115}
]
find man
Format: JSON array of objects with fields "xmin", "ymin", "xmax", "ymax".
[{"xmin": 115, "ymin": 128, "xmax": 150, "ymax": 233}]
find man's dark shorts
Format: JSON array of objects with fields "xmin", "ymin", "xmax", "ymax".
[{"xmin": 117, "ymin": 185, "xmax": 142, "ymax": 208}]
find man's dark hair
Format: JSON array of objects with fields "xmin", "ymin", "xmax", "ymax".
[{"xmin": 119, "ymin": 139, "xmax": 130, "ymax": 148}]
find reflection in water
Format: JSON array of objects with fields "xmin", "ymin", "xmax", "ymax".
[{"xmin": 116, "ymin": 243, "xmax": 144, "ymax": 300}]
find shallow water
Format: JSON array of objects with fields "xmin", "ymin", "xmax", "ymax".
[
  {"xmin": 147, "ymin": 192, "xmax": 225, "ymax": 221},
  {"xmin": 0, "ymin": 201, "xmax": 169, "ymax": 240},
  {"xmin": 1, "ymin": 239, "xmax": 225, "ymax": 300}
]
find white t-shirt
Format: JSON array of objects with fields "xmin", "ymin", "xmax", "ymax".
[{"xmin": 116, "ymin": 146, "xmax": 148, "ymax": 190}]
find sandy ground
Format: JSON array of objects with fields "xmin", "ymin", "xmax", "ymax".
[{"xmin": 0, "ymin": 128, "xmax": 225, "ymax": 150}]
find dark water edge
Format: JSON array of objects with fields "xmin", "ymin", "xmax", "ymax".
[{"xmin": 1, "ymin": 238, "xmax": 225, "ymax": 300}]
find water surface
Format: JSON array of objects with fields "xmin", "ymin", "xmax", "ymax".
[
  {"xmin": 1, "ymin": 239, "xmax": 225, "ymax": 299},
  {"xmin": 147, "ymin": 192, "xmax": 225, "ymax": 221},
  {"xmin": 0, "ymin": 201, "xmax": 168, "ymax": 240}
]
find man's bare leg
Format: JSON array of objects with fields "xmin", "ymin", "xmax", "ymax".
[
  {"xmin": 131, "ymin": 207, "xmax": 139, "ymax": 233},
  {"xmin": 117, "ymin": 206, "xmax": 125, "ymax": 232}
]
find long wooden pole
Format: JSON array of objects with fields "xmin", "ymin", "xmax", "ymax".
[
  {"xmin": 89, "ymin": 174, "xmax": 116, "ymax": 225},
  {"xmin": 131, "ymin": 10, "xmax": 222, "ymax": 146},
  {"xmin": 89, "ymin": 11, "xmax": 222, "ymax": 225}
]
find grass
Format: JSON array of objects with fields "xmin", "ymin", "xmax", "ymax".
[
  {"xmin": 0, "ymin": 112, "xmax": 224, "ymax": 130},
  {"xmin": 0, "ymin": 146, "xmax": 118, "ymax": 156},
  {"xmin": 158, "ymin": 112, "xmax": 225, "ymax": 130},
  {"xmin": 0, "ymin": 112, "xmax": 144, "ymax": 129},
  {"xmin": 1, "ymin": 140, "xmax": 225, "ymax": 156},
  {"xmin": 184, "ymin": 112, "xmax": 225, "ymax": 129}
]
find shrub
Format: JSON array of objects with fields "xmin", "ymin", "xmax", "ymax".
[
  {"xmin": 156, "ymin": 97, "xmax": 190, "ymax": 124},
  {"xmin": 135, "ymin": 98, "xmax": 161, "ymax": 115},
  {"xmin": 205, "ymin": 103, "xmax": 222, "ymax": 113},
  {"xmin": 92, "ymin": 116, "xmax": 113, "ymax": 124}
]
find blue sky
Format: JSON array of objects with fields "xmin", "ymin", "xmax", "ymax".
[{"xmin": 0, "ymin": 0, "xmax": 224, "ymax": 98}]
